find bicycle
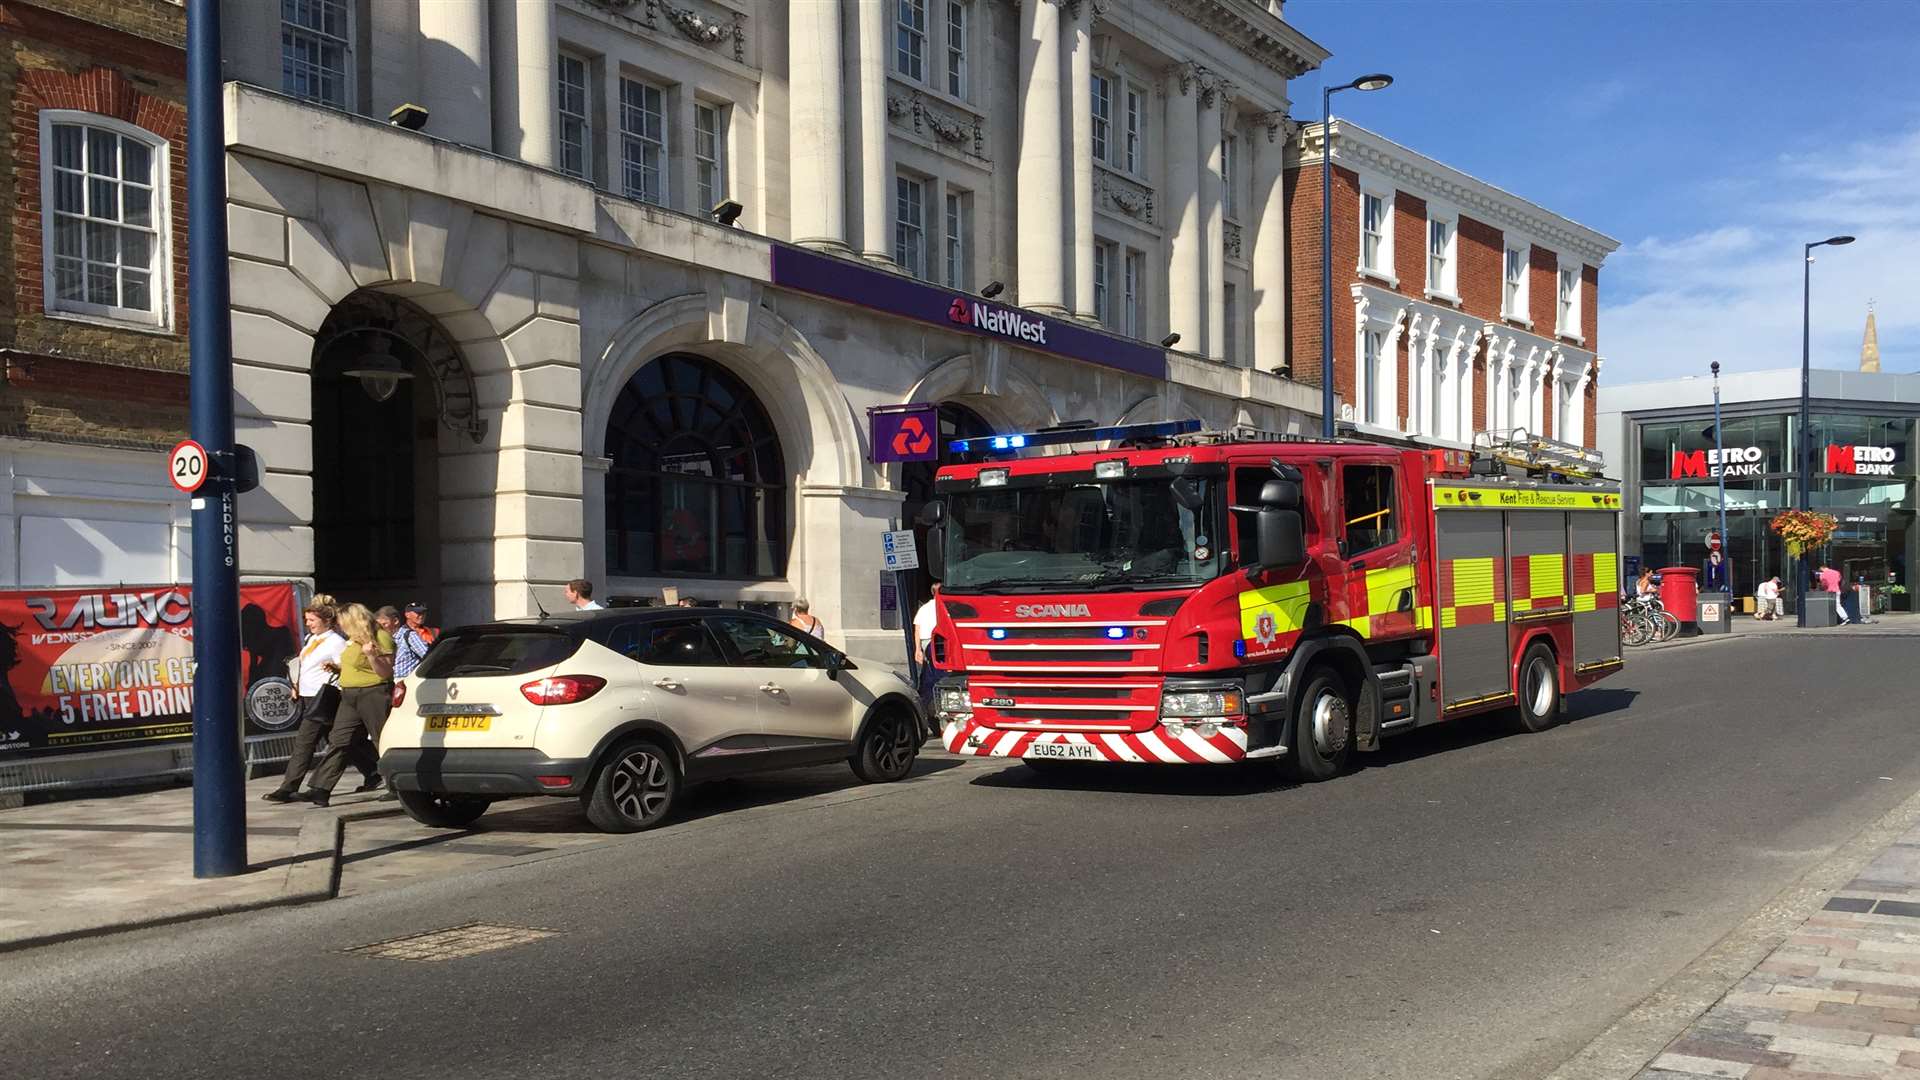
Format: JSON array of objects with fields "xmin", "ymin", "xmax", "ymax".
[{"xmin": 1622, "ymin": 594, "xmax": 1680, "ymax": 644}]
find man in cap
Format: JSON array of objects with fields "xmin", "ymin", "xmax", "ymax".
[{"xmin": 393, "ymin": 602, "xmax": 438, "ymax": 679}]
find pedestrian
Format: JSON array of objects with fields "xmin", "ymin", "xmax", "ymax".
[
  {"xmin": 912, "ymin": 595, "xmax": 939, "ymax": 706},
  {"xmin": 263, "ymin": 595, "xmax": 353, "ymax": 802},
  {"xmin": 299, "ymin": 602, "xmax": 396, "ymax": 807},
  {"xmin": 1703, "ymin": 550, "xmax": 1728, "ymax": 592},
  {"xmin": 789, "ymin": 598, "xmax": 825, "ymax": 638},
  {"xmin": 383, "ymin": 605, "xmax": 430, "ymax": 680},
  {"xmin": 1636, "ymin": 568, "xmax": 1657, "ymax": 598},
  {"xmin": 677, "ymin": 596, "xmax": 699, "ymax": 608},
  {"xmin": 1818, "ymin": 563, "xmax": 1849, "ymax": 624},
  {"xmin": 564, "ymin": 578, "xmax": 604, "ymax": 610},
  {"xmin": 403, "ymin": 601, "xmax": 439, "ymax": 646},
  {"xmin": 1754, "ymin": 576, "xmax": 1782, "ymax": 621}
]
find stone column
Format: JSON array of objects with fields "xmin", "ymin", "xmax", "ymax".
[
  {"xmin": 1439, "ymin": 337, "xmax": 1460, "ymax": 442},
  {"xmin": 1069, "ymin": 4, "xmax": 1095, "ymax": 317},
  {"xmin": 1164, "ymin": 64, "xmax": 1201, "ymax": 346},
  {"xmin": 490, "ymin": 0, "xmax": 556, "ymax": 168},
  {"xmin": 1017, "ymin": 0, "xmax": 1067, "ymax": 312},
  {"xmin": 789, "ymin": 0, "xmax": 849, "ymax": 250},
  {"xmin": 1199, "ymin": 75, "xmax": 1226, "ymax": 358},
  {"xmin": 419, "ymin": 0, "xmax": 492, "ymax": 149},
  {"xmin": 1405, "ymin": 323, "xmax": 1425, "ymax": 435},
  {"xmin": 1250, "ymin": 111, "xmax": 1288, "ymax": 371},
  {"xmin": 1568, "ymin": 362, "xmax": 1593, "ymax": 446},
  {"xmin": 1459, "ymin": 334, "xmax": 1478, "ymax": 440},
  {"xmin": 856, "ymin": 0, "xmax": 893, "ymax": 264}
]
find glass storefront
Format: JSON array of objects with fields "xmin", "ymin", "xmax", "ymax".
[{"xmin": 1631, "ymin": 411, "xmax": 1917, "ymax": 612}]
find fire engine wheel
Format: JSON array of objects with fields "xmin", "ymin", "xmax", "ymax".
[
  {"xmin": 1510, "ymin": 643, "xmax": 1564, "ymax": 734},
  {"xmin": 1286, "ymin": 670, "xmax": 1352, "ymax": 782}
]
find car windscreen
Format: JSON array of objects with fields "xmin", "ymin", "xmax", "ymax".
[{"xmin": 413, "ymin": 629, "xmax": 580, "ymax": 678}]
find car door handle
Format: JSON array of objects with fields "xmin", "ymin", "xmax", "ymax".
[
  {"xmin": 760, "ymin": 683, "xmax": 785, "ymax": 695},
  {"xmin": 653, "ymin": 678, "xmax": 682, "ymax": 691}
]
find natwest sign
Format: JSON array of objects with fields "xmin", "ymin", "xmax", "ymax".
[
  {"xmin": 1670, "ymin": 446, "xmax": 1766, "ymax": 480},
  {"xmin": 1825, "ymin": 444, "xmax": 1897, "ymax": 476},
  {"xmin": 947, "ymin": 297, "xmax": 1048, "ymax": 345}
]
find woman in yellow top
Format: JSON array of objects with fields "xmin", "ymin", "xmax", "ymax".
[{"xmin": 300, "ymin": 603, "xmax": 395, "ymax": 807}]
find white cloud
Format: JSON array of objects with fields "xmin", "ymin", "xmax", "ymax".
[{"xmin": 1601, "ymin": 123, "xmax": 1919, "ymax": 385}]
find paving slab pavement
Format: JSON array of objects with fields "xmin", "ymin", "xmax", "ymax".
[{"xmin": 1646, "ymin": 611, "xmax": 1920, "ymax": 652}]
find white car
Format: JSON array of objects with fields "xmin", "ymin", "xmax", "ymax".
[{"xmin": 379, "ymin": 609, "xmax": 925, "ymax": 832}]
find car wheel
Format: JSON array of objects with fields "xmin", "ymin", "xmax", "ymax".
[
  {"xmin": 584, "ymin": 740, "xmax": 680, "ymax": 833},
  {"xmin": 851, "ymin": 706, "xmax": 919, "ymax": 783},
  {"xmin": 395, "ymin": 789, "xmax": 491, "ymax": 830},
  {"xmin": 1508, "ymin": 643, "xmax": 1563, "ymax": 734},
  {"xmin": 1285, "ymin": 669, "xmax": 1352, "ymax": 783}
]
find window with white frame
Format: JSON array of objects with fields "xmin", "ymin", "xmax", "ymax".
[
  {"xmin": 1223, "ymin": 282, "xmax": 1239, "ymax": 363},
  {"xmin": 281, "ymin": 0, "xmax": 352, "ymax": 109},
  {"xmin": 694, "ymin": 103, "xmax": 727, "ymax": 211},
  {"xmin": 42, "ymin": 114, "xmax": 168, "ymax": 326},
  {"xmin": 1503, "ymin": 245, "xmax": 1528, "ymax": 319},
  {"xmin": 619, "ymin": 78, "xmax": 666, "ymax": 204},
  {"xmin": 944, "ymin": 189, "xmax": 971, "ymax": 288},
  {"xmin": 1362, "ymin": 328, "xmax": 1386, "ymax": 425},
  {"xmin": 1123, "ymin": 83, "xmax": 1145, "ymax": 174},
  {"xmin": 895, "ymin": 173, "xmax": 928, "ymax": 279},
  {"xmin": 1222, "ymin": 134, "xmax": 1238, "ymax": 220},
  {"xmin": 1093, "ymin": 241, "xmax": 1113, "ymax": 325},
  {"xmin": 1122, "ymin": 249, "xmax": 1142, "ymax": 337},
  {"xmin": 1359, "ymin": 189, "xmax": 1390, "ymax": 275},
  {"xmin": 896, "ymin": 0, "xmax": 927, "ymax": 82},
  {"xmin": 557, "ymin": 53, "xmax": 592, "ymax": 181},
  {"xmin": 945, "ymin": 2, "xmax": 969, "ymax": 97},
  {"xmin": 1427, "ymin": 215, "xmax": 1455, "ymax": 296},
  {"xmin": 1090, "ymin": 74, "xmax": 1112, "ymax": 164},
  {"xmin": 1557, "ymin": 265, "xmax": 1581, "ymax": 337}
]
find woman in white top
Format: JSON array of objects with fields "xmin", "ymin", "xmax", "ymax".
[{"xmin": 264, "ymin": 596, "xmax": 359, "ymax": 802}]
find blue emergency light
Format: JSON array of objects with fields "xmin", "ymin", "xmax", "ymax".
[{"xmin": 951, "ymin": 418, "xmax": 1202, "ymax": 456}]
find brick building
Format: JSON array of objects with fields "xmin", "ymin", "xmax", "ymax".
[
  {"xmin": 1284, "ymin": 119, "xmax": 1618, "ymax": 453},
  {"xmin": 0, "ymin": 0, "xmax": 189, "ymax": 587}
]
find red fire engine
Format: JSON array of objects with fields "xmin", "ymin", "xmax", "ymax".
[{"xmin": 920, "ymin": 421, "xmax": 1624, "ymax": 780}]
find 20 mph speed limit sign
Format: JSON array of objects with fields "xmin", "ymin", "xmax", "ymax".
[{"xmin": 169, "ymin": 439, "xmax": 209, "ymax": 494}]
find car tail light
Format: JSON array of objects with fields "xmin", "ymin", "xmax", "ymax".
[
  {"xmin": 520, "ymin": 675, "xmax": 607, "ymax": 705},
  {"xmin": 536, "ymin": 775, "xmax": 574, "ymax": 789},
  {"xmin": 391, "ymin": 681, "xmax": 407, "ymax": 709}
]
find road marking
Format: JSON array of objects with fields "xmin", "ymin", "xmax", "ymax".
[{"xmin": 344, "ymin": 922, "xmax": 560, "ymax": 962}]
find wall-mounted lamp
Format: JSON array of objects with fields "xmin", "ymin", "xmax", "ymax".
[
  {"xmin": 981, "ymin": 280, "xmax": 1005, "ymax": 299},
  {"xmin": 339, "ymin": 329, "xmax": 416, "ymax": 403},
  {"xmin": 388, "ymin": 103, "xmax": 429, "ymax": 131},
  {"xmin": 1160, "ymin": 333, "xmax": 1181, "ymax": 348},
  {"xmin": 711, "ymin": 199, "xmax": 744, "ymax": 226}
]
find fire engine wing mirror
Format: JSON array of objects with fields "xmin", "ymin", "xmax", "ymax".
[
  {"xmin": 1257, "ymin": 509, "xmax": 1306, "ymax": 569},
  {"xmin": 924, "ymin": 529, "xmax": 945, "ymax": 582},
  {"xmin": 915, "ymin": 500, "xmax": 946, "ymax": 527},
  {"xmin": 1258, "ymin": 479, "xmax": 1301, "ymax": 510}
]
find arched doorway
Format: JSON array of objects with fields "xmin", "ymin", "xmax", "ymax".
[
  {"xmin": 604, "ymin": 352, "xmax": 789, "ymax": 582},
  {"xmin": 899, "ymin": 402, "xmax": 995, "ymax": 611},
  {"xmin": 310, "ymin": 292, "xmax": 470, "ymax": 610}
]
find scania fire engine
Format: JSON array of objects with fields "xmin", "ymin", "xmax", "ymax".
[{"xmin": 919, "ymin": 421, "xmax": 1624, "ymax": 780}]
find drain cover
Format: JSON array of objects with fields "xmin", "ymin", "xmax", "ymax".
[{"xmin": 345, "ymin": 922, "xmax": 560, "ymax": 962}]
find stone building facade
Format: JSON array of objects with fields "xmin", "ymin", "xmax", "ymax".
[
  {"xmin": 0, "ymin": 0, "xmax": 191, "ymax": 587},
  {"xmin": 1284, "ymin": 119, "xmax": 1619, "ymax": 451},
  {"xmin": 215, "ymin": 0, "xmax": 1332, "ymax": 658}
]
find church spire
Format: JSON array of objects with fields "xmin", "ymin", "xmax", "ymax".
[{"xmin": 1861, "ymin": 300, "xmax": 1881, "ymax": 373}]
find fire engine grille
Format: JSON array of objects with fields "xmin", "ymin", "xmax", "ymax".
[
  {"xmin": 984, "ymin": 649, "xmax": 1136, "ymax": 664},
  {"xmin": 973, "ymin": 684, "xmax": 1134, "ymax": 699}
]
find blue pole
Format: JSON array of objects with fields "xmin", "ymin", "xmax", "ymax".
[
  {"xmin": 1320, "ymin": 85, "xmax": 1335, "ymax": 439},
  {"xmin": 1796, "ymin": 243, "xmax": 1811, "ymax": 628},
  {"xmin": 187, "ymin": 0, "xmax": 246, "ymax": 877},
  {"xmin": 1713, "ymin": 366, "xmax": 1729, "ymax": 596}
]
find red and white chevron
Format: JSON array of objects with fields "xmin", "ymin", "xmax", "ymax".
[{"xmin": 940, "ymin": 718, "xmax": 1248, "ymax": 764}]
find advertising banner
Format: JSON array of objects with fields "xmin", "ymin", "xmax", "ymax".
[{"xmin": 0, "ymin": 582, "xmax": 304, "ymax": 760}]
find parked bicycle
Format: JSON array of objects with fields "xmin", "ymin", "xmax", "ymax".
[{"xmin": 1620, "ymin": 592, "xmax": 1679, "ymax": 645}]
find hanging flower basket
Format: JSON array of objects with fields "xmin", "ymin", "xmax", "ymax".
[{"xmin": 1769, "ymin": 509, "xmax": 1838, "ymax": 558}]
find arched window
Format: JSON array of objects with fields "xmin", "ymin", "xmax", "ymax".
[{"xmin": 606, "ymin": 353, "xmax": 787, "ymax": 580}]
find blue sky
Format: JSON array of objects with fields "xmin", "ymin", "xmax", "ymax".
[{"xmin": 1285, "ymin": 0, "xmax": 1920, "ymax": 385}]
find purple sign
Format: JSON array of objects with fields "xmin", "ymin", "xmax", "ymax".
[
  {"xmin": 770, "ymin": 245, "xmax": 1167, "ymax": 381},
  {"xmin": 870, "ymin": 403, "xmax": 939, "ymax": 463}
]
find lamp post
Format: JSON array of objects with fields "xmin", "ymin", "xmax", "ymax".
[
  {"xmin": 1796, "ymin": 234, "xmax": 1855, "ymax": 627},
  {"xmin": 1711, "ymin": 361, "xmax": 1729, "ymax": 598},
  {"xmin": 1320, "ymin": 73, "xmax": 1393, "ymax": 439}
]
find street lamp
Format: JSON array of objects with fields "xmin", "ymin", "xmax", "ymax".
[
  {"xmin": 1320, "ymin": 73, "xmax": 1393, "ymax": 438},
  {"xmin": 1711, "ymin": 361, "xmax": 1729, "ymax": 599},
  {"xmin": 1796, "ymin": 233, "xmax": 1855, "ymax": 627}
]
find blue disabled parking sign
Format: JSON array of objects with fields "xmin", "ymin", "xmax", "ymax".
[{"xmin": 881, "ymin": 530, "xmax": 920, "ymax": 571}]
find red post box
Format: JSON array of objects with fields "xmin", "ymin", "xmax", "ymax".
[{"xmin": 1659, "ymin": 566, "xmax": 1700, "ymax": 625}]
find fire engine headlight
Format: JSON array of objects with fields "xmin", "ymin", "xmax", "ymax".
[
  {"xmin": 1160, "ymin": 689, "xmax": 1245, "ymax": 719},
  {"xmin": 934, "ymin": 681, "xmax": 972, "ymax": 722}
]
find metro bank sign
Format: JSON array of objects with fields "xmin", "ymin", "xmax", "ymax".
[
  {"xmin": 1670, "ymin": 447, "xmax": 1766, "ymax": 480},
  {"xmin": 1826, "ymin": 444, "xmax": 1897, "ymax": 475},
  {"xmin": 770, "ymin": 245, "xmax": 1165, "ymax": 380}
]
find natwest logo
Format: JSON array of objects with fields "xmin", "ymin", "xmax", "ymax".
[
  {"xmin": 1012, "ymin": 603, "xmax": 1092, "ymax": 618},
  {"xmin": 1670, "ymin": 446, "xmax": 1765, "ymax": 480},
  {"xmin": 948, "ymin": 297, "xmax": 1049, "ymax": 346},
  {"xmin": 1826, "ymin": 444, "xmax": 1897, "ymax": 476}
]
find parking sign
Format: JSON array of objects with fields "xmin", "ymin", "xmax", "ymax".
[{"xmin": 881, "ymin": 530, "xmax": 920, "ymax": 571}]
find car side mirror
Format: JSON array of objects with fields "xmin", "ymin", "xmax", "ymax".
[
  {"xmin": 1257, "ymin": 508, "xmax": 1306, "ymax": 569},
  {"xmin": 827, "ymin": 651, "xmax": 855, "ymax": 679}
]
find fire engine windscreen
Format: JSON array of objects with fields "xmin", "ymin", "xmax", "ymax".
[{"xmin": 937, "ymin": 477, "xmax": 1226, "ymax": 591}]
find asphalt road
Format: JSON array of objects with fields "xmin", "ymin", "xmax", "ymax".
[{"xmin": 7, "ymin": 635, "xmax": 1920, "ymax": 1080}]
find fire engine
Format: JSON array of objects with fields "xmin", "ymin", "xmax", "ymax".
[{"xmin": 919, "ymin": 420, "xmax": 1624, "ymax": 780}]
